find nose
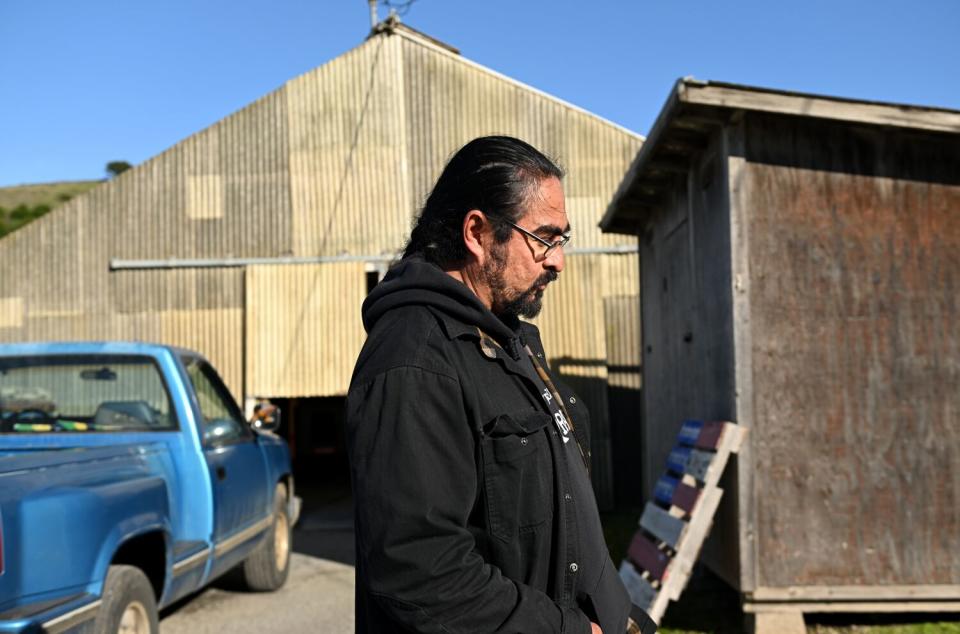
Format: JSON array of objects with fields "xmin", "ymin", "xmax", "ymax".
[{"xmin": 544, "ymin": 244, "xmax": 565, "ymax": 273}]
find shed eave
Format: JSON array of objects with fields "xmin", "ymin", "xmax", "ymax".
[{"xmin": 600, "ymin": 78, "xmax": 960, "ymax": 236}]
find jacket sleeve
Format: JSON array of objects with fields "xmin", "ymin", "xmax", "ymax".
[{"xmin": 347, "ymin": 365, "xmax": 592, "ymax": 634}]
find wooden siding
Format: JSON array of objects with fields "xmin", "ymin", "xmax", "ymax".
[{"xmin": 618, "ymin": 90, "xmax": 960, "ymax": 599}]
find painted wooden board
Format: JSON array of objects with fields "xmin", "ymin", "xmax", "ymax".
[
  {"xmin": 619, "ymin": 560, "xmax": 657, "ymax": 610},
  {"xmin": 671, "ymin": 481, "xmax": 701, "ymax": 514},
  {"xmin": 677, "ymin": 419, "xmax": 703, "ymax": 445},
  {"xmin": 694, "ymin": 420, "xmax": 725, "ymax": 449},
  {"xmin": 684, "ymin": 448, "xmax": 715, "ymax": 482},
  {"xmin": 640, "ymin": 502, "xmax": 686, "ymax": 548},
  {"xmin": 661, "ymin": 487, "xmax": 723, "ymax": 601},
  {"xmin": 666, "ymin": 445, "xmax": 692, "ymax": 474},
  {"xmin": 627, "ymin": 532, "xmax": 671, "ymax": 581},
  {"xmin": 632, "ymin": 423, "xmax": 748, "ymax": 624},
  {"xmin": 654, "ymin": 474, "xmax": 679, "ymax": 506}
]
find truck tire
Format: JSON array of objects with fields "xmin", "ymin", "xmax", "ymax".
[
  {"xmin": 93, "ymin": 564, "xmax": 159, "ymax": 634},
  {"xmin": 242, "ymin": 482, "xmax": 291, "ymax": 591}
]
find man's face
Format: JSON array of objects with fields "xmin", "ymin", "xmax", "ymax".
[{"xmin": 481, "ymin": 176, "xmax": 569, "ymax": 320}]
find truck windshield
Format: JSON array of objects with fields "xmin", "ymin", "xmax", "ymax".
[{"xmin": 0, "ymin": 354, "xmax": 176, "ymax": 433}]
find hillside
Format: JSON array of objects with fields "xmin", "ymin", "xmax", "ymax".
[{"xmin": 0, "ymin": 180, "xmax": 100, "ymax": 238}]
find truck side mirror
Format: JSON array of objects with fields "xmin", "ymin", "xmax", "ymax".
[{"xmin": 250, "ymin": 403, "xmax": 281, "ymax": 433}]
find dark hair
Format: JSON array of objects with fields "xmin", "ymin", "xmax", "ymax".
[{"xmin": 403, "ymin": 135, "xmax": 564, "ymax": 267}]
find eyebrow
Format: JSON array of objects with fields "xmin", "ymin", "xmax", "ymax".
[{"xmin": 532, "ymin": 223, "xmax": 572, "ymax": 237}]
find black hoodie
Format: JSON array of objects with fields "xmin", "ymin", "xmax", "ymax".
[
  {"xmin": 347, "ymin": 256, "xmax": 655, "ymax": 634},
  {"xmin": 362, "ymin": 255, "xmax": 524, "ymax": 356}
]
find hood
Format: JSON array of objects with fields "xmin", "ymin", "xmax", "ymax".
[{"xmin": 362, "ymin": 256, "xmax": 524, "ymax": 356}]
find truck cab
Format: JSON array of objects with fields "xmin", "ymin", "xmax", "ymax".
[{"xmin": 0, "ymin": 341, "xmax": 298, "ymax": 633}]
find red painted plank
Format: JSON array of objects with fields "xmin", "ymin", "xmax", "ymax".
[
  {"xmin": 671, "ymin": 481, "xmax": 701, "ymax": 514},
  {"xmin": 694, "ymin": 421, "xmax": 725, "ymax": 450},
  {"xmin": 627, "ymin": 531, "xmax": 671, "ymax": 581}
]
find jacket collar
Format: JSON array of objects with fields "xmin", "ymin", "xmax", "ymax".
[{"xmin": 429, "ymin": 307, "xmax": 551, "ymax": 389}]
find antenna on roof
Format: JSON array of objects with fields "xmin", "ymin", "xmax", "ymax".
[{"xmin": 368, "ymin": 0, "xmax": 379, "ymax": 29}]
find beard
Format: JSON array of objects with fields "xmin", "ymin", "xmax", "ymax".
[{"xmin": 481, "ymin": 245, "xmax": 559, "ymax": 320}]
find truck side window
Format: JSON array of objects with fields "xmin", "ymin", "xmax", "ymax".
[{"xmin": 184, "ymin": 361, "xmax": 247, "ymax": 444}]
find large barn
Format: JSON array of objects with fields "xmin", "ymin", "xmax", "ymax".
[{"xmin": 0, "ymin": 19, "xmax": 644, "ymax": 507}]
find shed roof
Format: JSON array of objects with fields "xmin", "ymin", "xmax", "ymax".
[{"xmin": 600, "ymin": 78, "xmax": 960, "ymax": 235}]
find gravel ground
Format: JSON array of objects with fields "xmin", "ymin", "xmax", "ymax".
[{"xmin": 159, "ymin": 554, "xmax": 354, "ymax": 633}]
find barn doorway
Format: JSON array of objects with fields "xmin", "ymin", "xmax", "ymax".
[{"xmin": 271, "ymin": 395, "xmax": 354, "ymax": 565}]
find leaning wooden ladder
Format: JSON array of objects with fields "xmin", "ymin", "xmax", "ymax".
[{"xmin": 619, "ymin": 420, "xmax": 748, "ymax": 624}]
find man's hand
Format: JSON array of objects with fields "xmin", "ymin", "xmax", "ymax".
[{"xmin": 591, "ymin": 622, "xmax": 602, "ymax": 634}]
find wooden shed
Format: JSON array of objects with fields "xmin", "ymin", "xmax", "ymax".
[
  {"xmin": 600, "ymin": 79, "xmax": 960, "ymax": 629},
  {"xmin": 0, "ymin": 19, "xmax": 645, "ymax": 507}
]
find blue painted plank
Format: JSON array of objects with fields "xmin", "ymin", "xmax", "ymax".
[
  {"xmin": 677, "ymin": 419, "xmax": 703, "ymax": 446},
  {"xmin": 654, "ymin": 474, "xmax": 679, "ymax": 506},
  {"xmin": 640, "ymin": 502, "xmax": 686, "ymax": 548},
  {"xmin": 619, "ymin": 560, "xmax": 657, "ymax": 610},
  {"xmin": 685, "ymin": 449, "xmax": 715, "ymax": 482},
  {"xmin": 666, "ymin": 445, "xmax": 692, "ymax": 474}
]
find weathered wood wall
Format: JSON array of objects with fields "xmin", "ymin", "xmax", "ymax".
[
  {"xmin": 635, "ymin": 111, "xmax": 960, "ymax": 593},
  {"xmin": 638, "ymin": 128, "xmax": 737, "ymax": 493},
  {"xmin": 742, "ymin": 115, "xmax": 960, "ymax": 588}
]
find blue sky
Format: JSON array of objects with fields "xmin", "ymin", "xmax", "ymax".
[{"xmin": 1, "ymin": 0, "xmax": 957, "ymax": 187}]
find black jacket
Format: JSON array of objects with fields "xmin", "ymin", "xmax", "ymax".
[{"xmin": 347, "ymin": 257, "xmax": 655, "ymax": 633}]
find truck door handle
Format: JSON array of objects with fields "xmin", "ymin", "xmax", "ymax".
[{"xmin": 216, "ymin": 466, "xmax": 227, "ymax": 481}]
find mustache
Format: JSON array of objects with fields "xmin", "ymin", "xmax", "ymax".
[
  {"xmin": 531, "ymin": 270, "xmax": 558, "ymax": 290},
  {"xmin": 538, "ymin": 271, "xmax": 558, "ymax": 285}
]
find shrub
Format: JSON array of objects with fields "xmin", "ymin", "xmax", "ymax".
[{"xmin": 10, "ymin": 204, "xmax": 31, "ymax": 221}]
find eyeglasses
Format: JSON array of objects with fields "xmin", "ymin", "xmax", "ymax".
[{"xmin": 498, "ymin": 218, "xmax": 571, "ymax": 260}]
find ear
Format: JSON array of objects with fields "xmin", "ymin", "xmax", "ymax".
[{"xmin": 462, "ymin": 209, "xmax": 491, "ymax": 264}]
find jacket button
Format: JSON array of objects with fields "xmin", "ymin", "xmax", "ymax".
[
  {"xmin": 569, "ymin": 396, "xmax": 576, "ymax": 404},
  {"xmin": 569, "ymin": 562, "xmax": 579, "ymax": 573},
  {"xmin": 564, "ymin": 493, "xmax": 572, "ymax": 502},
  {"xmin": 520, "ymin": 437, "xmax": 528, "ymax": 446}
]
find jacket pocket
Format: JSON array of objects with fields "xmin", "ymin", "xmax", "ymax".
[{"xmin": 481, "ymin": 409, "xmax": 554, "ymax": 542}]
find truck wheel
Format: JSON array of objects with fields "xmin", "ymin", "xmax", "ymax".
[
  {"xmin": 242, "ymin": 482, "xmax": 291, "ymax": 591},
  {"xmin": 94, "ymin": 565, "xmax": 159, "ymax": 634}
]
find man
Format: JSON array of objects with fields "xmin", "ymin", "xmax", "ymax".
[{"xmin": 346, "ymin": 136, "xmax": 656, "ymax": 634}]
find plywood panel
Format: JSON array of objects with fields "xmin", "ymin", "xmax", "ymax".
[{"xmin": 746, "ymin": 163, "xmax": 960, "ymax": 587}]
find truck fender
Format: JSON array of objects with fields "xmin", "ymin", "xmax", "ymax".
[{"xmin": 90, "ymin": 476, "xmax": 173, "ymax": 600}]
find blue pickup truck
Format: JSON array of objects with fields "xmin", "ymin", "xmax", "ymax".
[{"xmin": 0, "ymin": 341, "xmax": 299, "ymax": 633}]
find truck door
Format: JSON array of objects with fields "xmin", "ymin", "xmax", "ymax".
[{"xmin": 182, "ymin": 359, "xmax": 270, "ymax": 575}]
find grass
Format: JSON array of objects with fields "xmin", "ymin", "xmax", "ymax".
[
  {"xmin": 599, "ymin": 507, "xmax": 960, "ymax": 634},
  {"xmin": 0, "ymin": 180, "xmax": 99, "ymax": 209},
  {"xmin": 0, "ymin": 180, "xmax": 99, "ymax": 238}
]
